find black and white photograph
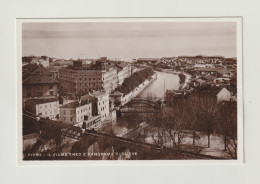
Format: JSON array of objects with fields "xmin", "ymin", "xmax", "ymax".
[{"xmin": 17, "ymin": 18, "xmax": 243, "ymax": 162}]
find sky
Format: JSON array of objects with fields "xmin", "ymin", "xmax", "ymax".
[{"xmin": 22, "ymin": 22, "xmax": 237, "ymax": 60}]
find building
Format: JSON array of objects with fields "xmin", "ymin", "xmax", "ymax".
[
  {"xmin": 110, "ymin": 91, "xmax": 124, "ymax": 106},
  {"xmin": 165, "ymin": 90, "xmax": 187, "ymax": 106},
  {"xmin": 23, "ymin": 66, "xmax": 59, "ymax": 101},
  {"xmin": 48, "ymin": 67, "xmax": 59, "ymax": 79},
  {"xmin": 195, "ymin": 68, "xmax": 230, "ymax": 77},
  {"xmin": 115, "ymin": 63, "xmax": 131, "ymax": 85},
  {"xmin": 24, "ymin": 98, "xmax": 59, "ymax": 119},
  {"xmin": 58, "ymin": 60, "xmax": 118, "ymax": 97},
  {"xmin": 60, "ymin": 100, "xmax": 92, "ymax": 125},
  {"xmin": 92, "ymin": 91, "xmax": 109, "ymax": 122},
  {"xmin": 217, "ymin": 87, "xmax": 231, "ymax": 103}
]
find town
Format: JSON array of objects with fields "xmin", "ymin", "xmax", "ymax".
[{"xmin": 22, "ymin": 55, "xmax": 237, "ymax": 160}]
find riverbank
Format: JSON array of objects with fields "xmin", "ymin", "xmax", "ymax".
[
  {"xmin": 121, "ymin": 73, "xmax": 157, "ymax": 106},
  {"xmin": 159, "ymin": 69, "xmax": 191, "ymax": 90}
]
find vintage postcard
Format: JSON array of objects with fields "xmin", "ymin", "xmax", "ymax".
[{"xmin": 16, "ymin": 18, "xmax": 243, "ymax": 164}]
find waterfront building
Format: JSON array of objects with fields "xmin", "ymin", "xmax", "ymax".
[
  {"xmin": 24, "ymin": 98, "xmax": 59, "ymax": 119},
  {"xmin": 92, "ymin": 91, "xmax": 109, "ymax": 122},
  {"xmin": 115, "ymin": 63, "xmax": 131, "ymax": 85},
  {"xmin": 110, "ymin": 91, "xmax": 124, "ymax": 106}
]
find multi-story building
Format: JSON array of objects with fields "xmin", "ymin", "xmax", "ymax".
[
  {"xmin": 92, "ymin": 91, "xmax": 109, "ymax": 122},
  {"xmin": 115, "ymin": 63, "xmax": 131, "ymax": 85},
  {"xmin": 60, "ymin": 100, "xmax": 92, "ymax": 125},
  {"xmin": 23, "ymin": 66, "xmax": 59, "ymax": 101},
  {"xmin": 24, "ymin": 98, "xmax": 59, "ymax": 119},
  {"xmin": 58, "ymin": 60, "xmax": 118, "ymax": 97}
]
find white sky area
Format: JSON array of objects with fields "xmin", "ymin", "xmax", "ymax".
[{"xmin": 22, "ymin": 22, "xmax": 237, "ymax": 60}]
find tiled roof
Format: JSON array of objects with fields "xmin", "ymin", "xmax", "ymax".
[
  {"xmin": 31, "ymin": 66, "xmax": 52, "ymax": 76},
  {"xmin": 201, "ymin": 75, "xmax": 215, "ymax": 81},
  {"xmin": 23, "ymin": 75, "xmax": 58, "ymax": 85},
  {"xmin": 110, "ymin": 91, "xmax": 123, "ymax": 96},
  {"xmin": 195, "ymin": 68, "xmax": 229, "ymax": 75},
  {"xmin": 92, "ymin": 91, "xmax": 107, "ymax": 97},
  {"xmin": 116, "ymin": 62, "xmax": 128, "ymax": 69},
  {"xmin": 60, "ymin": 100, "xmax": 91, "ymax": 108},
  {"xmin": 26, "ymin": 98, "xmax": 58, "ymax": 104},
  {"xmin": 80, "ymin": 94, "xmax": 96, "ymax": 103}
]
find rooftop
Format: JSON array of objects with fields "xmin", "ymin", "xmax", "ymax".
[
  {"xmin": 92, "ymin": 91, "xmax": 107, "ymax": 97},
  {"xmin": 26, "ymin": 98, "xmax": 58, "ymax": 104},
  {"xmin": 60, "ymin": 100, "xmax": 91, "ymax": 108},
  {"xmin": 201, "ymin": 75, "xmax": 215, "ymax": 81},
  {"xmin": 23, "ymin": 75, "xmax": 58, "ymax": 85}
]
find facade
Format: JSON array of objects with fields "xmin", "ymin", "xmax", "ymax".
[
  {"xmin": 23, "ymin": 66, "xmax": 59, "ymax": 101},
  {"xmin": 58, "ymin": 62, "xmax": 118, "ymax": 96},
  {"xmin": 24, "ymin": 98, "xmax": 59, "ymax": 119},
  {"xmin": 92, "ymin": 91, "xmax": 109, "ymax": 122},
  {"xmin": 60, "ymin": 100, "xmax": 92, "ymax": 125},
  {"xmin": 217, "ymin": 87, "xmax": 231, "ymax": 103},
  {"xmin": 115, "ymin": 63, "xmax": 131, "ymax": 85},
  {"xmin": 110, "ymin": 91, "xmax": 124, "ymax": 106}
]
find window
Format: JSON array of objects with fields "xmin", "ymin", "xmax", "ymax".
[
  {"xmin": 50, "ymin": 91, "xmax": 53, "ymax": 95},
  {"xmin": 49, "ymin": 84, "xmax": 53, "ymax": 89},
  {"xmin": 38, "ymin": 86, "xmax": 42, "ymax": 90},
  {"xmin": 38, "ymin": 92, "xmax": 42, "ymax": 96},
  {"xmin": 70, "ymin": 117, "xmax": 73, "ymax": 121}
]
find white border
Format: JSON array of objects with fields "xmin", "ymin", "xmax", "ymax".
[{"xmin": 16, "ymin": 17, "xmax": 243, "ymax": 166}]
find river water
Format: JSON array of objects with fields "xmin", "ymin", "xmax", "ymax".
[
  {"xmin": 108, "ymin": 71, "xmax": 180, "ymax": 136},
  {"xmin": 137, "ymin": 71, "xmax": 180, "ymax": 98}
]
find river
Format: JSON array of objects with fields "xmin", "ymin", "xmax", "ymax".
[
  {"xmin": 108, "ymin": 71, "xmax": 180, "ymax": 136},
  {"xmin": 137, "ymin": 71, "xmax": 180, "ymax": 98}
]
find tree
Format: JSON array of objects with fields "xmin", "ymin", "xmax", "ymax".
[
  {"xmin": 183, "ymin": 96, "xmax": 200, "ymax": 145},
  {"xmin": 217, "ymin": 102, "xmax": 237, "ymax": 158},
  {"xmin": 197, "ymin": 97, "xmax": 218, "ymax": 148}
]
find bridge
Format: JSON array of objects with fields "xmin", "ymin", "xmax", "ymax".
[
  {"xmin": 23, "ymin": 112, "xmax": 225, "ymax": 160},
  {"xmin": 23, "ymin": 112, "xmax": 82, "ymax": 140},
  {"xmin": 118, "ymin": 97, "xmax": 163, "ymax": 114}
]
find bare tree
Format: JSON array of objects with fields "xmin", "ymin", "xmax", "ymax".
[
  {"xmin": 217, "ymin": 102, "xmax": 237, "ymax": 158},
  {"xmin": 196, "ymin": 97, "xmax": 218, "ymax": 148}
]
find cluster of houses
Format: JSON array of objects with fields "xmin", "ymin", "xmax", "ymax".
[
  {"xmin": 23, "ymin": 57, "xmax": 134, "ymax": 131},
  {"xmin": 162, "ymin": 56, "xmax": 237, "ymax": 107}
]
